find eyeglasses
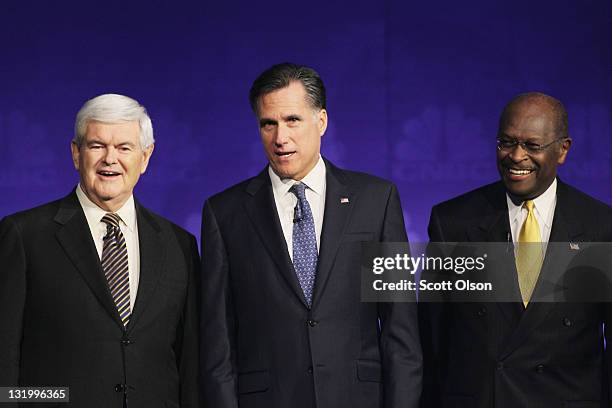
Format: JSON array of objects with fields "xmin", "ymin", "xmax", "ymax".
[{"xmin": 496, "ymin": 137, "xmax": 566, "ymax": 153}]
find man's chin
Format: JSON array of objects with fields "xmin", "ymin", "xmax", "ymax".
[
  {"xmin": 504, "ymin": 184, "xmax": 540, "ymax": 201},
  {"xmin": 270, "ymin": 164, "xmax": 296, "ymax": 180},
  {"xmin": 95, "ymin": 189, "xmax": 120, "ymax": 202},
  {"xmin": 501, "ymin": 178, "xmax": 533, "ymax": 200},
  {"xmin": 89, "ymin": 189, "xmax": 130, "ymax": 211}
]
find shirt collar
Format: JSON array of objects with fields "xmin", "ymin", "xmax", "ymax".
[
  {"xmin": 268, "ymin": 156, "xmax": 326, "ymax": 197},
  {"xmin": 76, "ymin": 184, "xmax": 137, "ymax": 232},
  {"xmin": 506, "ymin": 178, "xmax": 557, "ymax": 228}
]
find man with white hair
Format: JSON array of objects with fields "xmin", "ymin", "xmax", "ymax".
[{"xmin": 0, "ymin": 94, "xmax": 200, "ymax": 408}]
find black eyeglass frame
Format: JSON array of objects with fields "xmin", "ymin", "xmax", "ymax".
[{"xmin": 496, "ymin": 136, "xmax": 567, "ymax": 153}]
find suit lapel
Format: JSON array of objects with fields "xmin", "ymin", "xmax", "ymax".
[
  {"xmin": 489, "ymin": 214, "xmax": 524, "ymax": 327},
  {"xmin": 311, "ymin": 161, "xmax": 353, "ymax": 309},
  {"xmin": 127, "ymin": 202, "xmax": 165, "ymax": 331},
  {"xmin": 54, "ymin": 192, "xmax": 124, "ymax": 328},
  {"xmin": 499, "ymin": 180, "xmax": 584, "ymax": 358},
  {"xmin": 468, "ymin": 183, "xmax": 523, "ymax": 326},
  {"xmin": 244, "ymin": 169, "xmax": 309, "ymax": 307}
]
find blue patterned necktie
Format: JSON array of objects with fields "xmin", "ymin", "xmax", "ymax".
[
  {"xmin": 101, "ymin": 213, "xmax": 131, "ymax": 326},
  {"xmin": 290, "ymin": 183, "xmax": 318, "ymax": 307}
]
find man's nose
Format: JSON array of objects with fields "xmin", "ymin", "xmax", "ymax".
[
  {"xmin": 507, "ymin": 143, "xmax": 529, "ymax": 162},
  {"xmin": 103, "ymin": 147, "xmax": 118, "ymax": 164},
  {"xmin": 273, "ymin": 125, "xmax": 289, "ymax": 146}
]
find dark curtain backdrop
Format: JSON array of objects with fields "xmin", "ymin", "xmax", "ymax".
[{"xmin": 1, "ymin": 0, "xmax": 610, "ymax": 242}]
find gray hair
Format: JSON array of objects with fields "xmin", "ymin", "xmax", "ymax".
[
  {"xmin": 249, "ymin": 62, "xmax": 326, "ymax": 114},
  {"xmin": 73, "ymin": 93, "xmax": 154, "ymax": 149}
]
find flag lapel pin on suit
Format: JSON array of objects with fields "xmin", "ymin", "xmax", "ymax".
[
  {"xmin": 340, "ymin": 197, "xmax": 349, "ymax": 204},
  {"xmin": 569, "ymin": 242, "xmax": 580, "ymax": 250}
]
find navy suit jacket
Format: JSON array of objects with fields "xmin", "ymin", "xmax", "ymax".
[{"xmin": 200, "ymin": 159, "xmax": 422, "ymax": 408}]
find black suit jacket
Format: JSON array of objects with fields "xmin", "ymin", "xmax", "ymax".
[
  {"xmin": 420, "ymin": 180, "xmax": 612, "ymax": 408},
  {"xmin": 0, "ymin": 191, "xmax": 200, "ymax": 408},
  {"xmin": 200, "ymin": 159, "xmax": 422, "ymax": 408}
]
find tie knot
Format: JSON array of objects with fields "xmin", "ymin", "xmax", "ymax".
[
  {"xmin": 290, "ymin": 183, "xmax": 308, "ymax": 201},
  {"xmin": 101, "ymin": 213, "xmax": 122, "ymax": 229},
  {"xmin": 523, "ymin": 200, "xmax": 535, "ymax": 212}
]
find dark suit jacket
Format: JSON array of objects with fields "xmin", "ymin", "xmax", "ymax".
[
  {"xmin": 0, "ymin": 191, "xmax": 200, "ymax": 408},
  {"xmin": 420, "ymin": 179, "xmax": 612, "ymax": 408},
  {"xmin": 200, "ymin": 159, "xmax": 422, "ymax": 408}
]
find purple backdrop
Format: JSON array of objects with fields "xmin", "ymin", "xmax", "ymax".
[{"xmin": 1, "ymin": 0, "xmax": 610, "ymax": 243}]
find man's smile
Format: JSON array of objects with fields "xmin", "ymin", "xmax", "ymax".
[
  {"xmin": 97, "ymin": 170, "xmax": 121, "ymax": 178},
  {"xmin": 501, "ymin": 163, "xmax": 536, "ymax": 181}
]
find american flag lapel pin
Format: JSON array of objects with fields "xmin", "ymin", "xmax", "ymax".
[
  {"xmin": 340, "ymin": 197, "xmax": 350, "ymax": 204},
  {"xmin": 569, "ymin": 242, "xmax": 580, "ymax": 250}
]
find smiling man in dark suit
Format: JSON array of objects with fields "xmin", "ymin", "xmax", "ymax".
[
  {"xmin": 0, "ymin": 94, "xmax": 200, "ymax": 408},
  {"xmin": 200, "ymin": 63, "xmax": 422, "ymax": 408},
  {"xmin": 420, "ymin": 92, "xmax": 612, "ymax": 407}
]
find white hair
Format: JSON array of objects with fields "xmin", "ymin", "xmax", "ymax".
[{"xmin": 73, "ymin": 93, "xmax": 154, "ymax": 148}]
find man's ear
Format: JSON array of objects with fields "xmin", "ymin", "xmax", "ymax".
[
  {"xmin": 71, "ymin": 141, "xmax": 80, "ymax": 170},
  {"xmin": 317, "ymin": 108, "xmax": 328, "ymax": 137},
  {"xmin": 557, "ymin": 137, "xmax": 572, "ymax": 165},
  {"xmin": 140, "ymin": 144, "xmax": 155, "ymax": 174}
]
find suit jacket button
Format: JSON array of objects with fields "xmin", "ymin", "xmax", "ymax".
[
  {"xmin": 496, "ymin": 362, "xmax": 504, "ymax": 370},
  {"xmin": 307, "ymin": 366, "xmax": 313, "ymax": 374},
  {"xmin": 114, "ymin": 384, "xmax": 124, "ymax": 392},
  {"xmin": 121, "ymin": 339, "xmax": 131, "ymax": 346},
  {"xmin": 477, "ymin": 307, "xmax": 487, "ymax": 317},
  {"xmin": 563, "ymin": 317, "xmax": 572, "ymax": 327},
  {"xmin": 307, "ymin": 319, "xmax": 318, "ymax": 327},
  {"xmin": 536, "ymin": 364, "xmax": 545, "ymax": 373}
]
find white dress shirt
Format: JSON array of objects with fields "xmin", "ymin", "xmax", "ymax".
[
  {"xmin": 76, "ymin": 185, "xmax": 140, "ymax": 312},
  {"xmin": 269, "ymin": 156, "xmax": 326, "ymax": 260},
  {"xmin": 507, "ymin": 178, "xmax": 557, "ymax": 252}
]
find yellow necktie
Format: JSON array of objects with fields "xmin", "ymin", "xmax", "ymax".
[{"xmin": 516, "ymin": 200, "xmax": 543, "ymax": 306}]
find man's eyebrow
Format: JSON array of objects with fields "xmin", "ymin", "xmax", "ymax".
[
  {"xmin": 498, "ymin": 133, "xmax": 541, "ymax": 142},
  {"xmin": 284, "ymin": 114, "xmax": 302, "ymax": 121},
  {"xmin": 259, "ymin": 118, "xmax": 277, "ymax": 126}
]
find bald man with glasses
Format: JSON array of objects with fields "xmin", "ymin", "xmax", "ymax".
[{"xmin": 419, "ymin": 92, "xmax": 612, "ymax": 408}]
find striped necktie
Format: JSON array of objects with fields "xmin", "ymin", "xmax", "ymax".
[
  {"xmin": 101, "ymin": 213, "xmax": 131, "ymax": 326},
  {"xmin": 516, "ymin": 200, "xmax": 544, "ymax": 306}
]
